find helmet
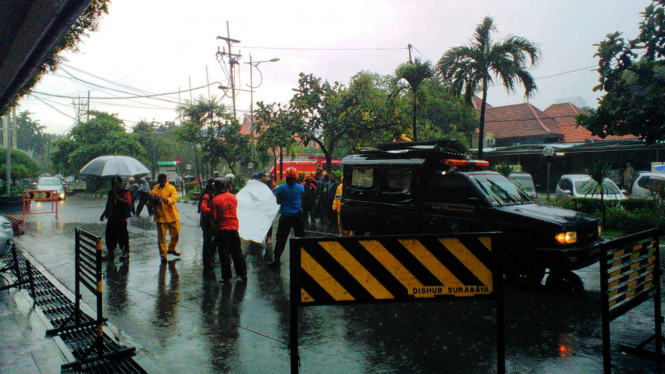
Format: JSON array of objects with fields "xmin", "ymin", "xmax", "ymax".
[
  {"xmin": 225, "ymin": 173, "xmax": 235, "ymax": 181},
  {"xmin": 285, "ymin": 167, "xmax": 298, "ymax": 179},
  {"xmin": 304, "ymin": 173, "xmax": 313, "ymax": 180},
  {"xmin": 129, "ymin": 177, "xmax": 135, "ymax": 182},
  {"xmin": 253, "ymin": 172, "xmax": 260, "ymax": 179}
]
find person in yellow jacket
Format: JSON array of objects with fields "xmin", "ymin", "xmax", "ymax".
[
  {"xmin": 151, "ymin": 173, "xmax": 180, "ymax": 263},
  {"xmin": 332, "ymin": 178, "xmax": 352, "ymax": 236}
]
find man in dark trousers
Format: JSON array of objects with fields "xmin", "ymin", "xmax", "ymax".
[
  {"xmin": 326, "ymin": 173, "xmax": 340, "ymax": 227},
  {"xmin": 198, "ymin": 178, "xmax": 216, "ymax": 271},
  {"xmin": 316, "ymin": 173, "xmax": 330, "ymax": 225},
  {"xmin": 211, "ymin": 179, "xmax": 247, "ymax": 282},
  {"xmin": 100, "ymin": 176, "xmax": 132, "ymax": 261},
  {"xmin": 267, "ymin": 167, "xmax": 305, "ymax": 268},
  {"xmin": 301, "ymin": 173, "xmax": 317, "ymax": 227}
]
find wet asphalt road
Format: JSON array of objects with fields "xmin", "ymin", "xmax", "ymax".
[{"xmin": 6, "ymin": 195, "xmax": 665, "ymax": 374}]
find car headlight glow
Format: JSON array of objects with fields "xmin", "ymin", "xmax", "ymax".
[{"xmin": 555, "ymin": 231, "xmax": 577, "ymax": 244}]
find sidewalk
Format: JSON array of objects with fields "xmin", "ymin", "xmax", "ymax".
[{"xmin": 0, "ymin": 285, "xmax": 71, "ymax": 374}]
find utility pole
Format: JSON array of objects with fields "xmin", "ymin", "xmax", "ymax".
[
  {"xmin": 87, "ymin": 91, "xmax": 90, "ymax": 122},
  {"xmin": 217, "ymin": 21, "xmax": 241, "ymax": 119},
  {"xmin": 408, "ymin": 44, "xmax": 412, "ymax": 63}
]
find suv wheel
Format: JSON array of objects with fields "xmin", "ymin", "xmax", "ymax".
[{"xmin": 545, "ymin": 270, "xmax": 584, "ymax": 295}]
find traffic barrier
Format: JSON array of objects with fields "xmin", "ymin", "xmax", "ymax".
[
  {"xmin": 46, "ymin": 228, "xmax": 135, "ymax": 369},
  {"xmin": 0, "ymin": 240, "xmax": 35, "ymax": 297},
  {"xmin": 3, "ymin": 214, "xmax": 24, "ymax": 236},
  {"xmin": 289, "ymin": 232, "xmax": 505, "ymax": 374},
  {"xmin": 22, "ymin": 189, "xmax": 58, "ymax": 219},
  {"xmin": 600, "ymin": 228, "xmax": 664, "ymax": 373}
]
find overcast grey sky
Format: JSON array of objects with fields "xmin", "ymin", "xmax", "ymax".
[{"xmin": 18, "ymin": 0, "xmax": 652, "ymax": 134}]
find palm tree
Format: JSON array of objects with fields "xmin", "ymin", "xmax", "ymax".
[
  {"xmin": 583, "ymin": 162, "xmax": 613, "ymax": 228},
  {"xmin": 395, "ymin": 58, "xmax": 433, "ymax": 142},
  {"xmin": 437, "ymin": 16, "xmax": 541, "ymax": 159}
]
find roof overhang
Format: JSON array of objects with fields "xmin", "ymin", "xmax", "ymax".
[{"xmin": 0, "ymin": 0, "xmax": 93, "ymax": 112}]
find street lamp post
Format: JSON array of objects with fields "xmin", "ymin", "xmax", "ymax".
[
  {"xmin": 543, "ymin": 146, "xmax": 554, "ymax": 200},
  {"xmin": 245, "ymin": 55, "xmax": 279, "ymax": 167}
]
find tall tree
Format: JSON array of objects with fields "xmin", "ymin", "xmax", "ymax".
[
  {"xmin": 15, "ymin": 110, "xmax": 47, "ymax": 160},
  {"xmin": 577, "ymin": 0, "xmax": 665, "ymax": 144},
  {"xmin": 395, "ymin": 58, "xmax": 433, "ymax": 142},
  {"xmin": 51, "ymin": 111, "xmax": 143, "ymax": 175},
  {"xmin": 437, "ymin": 16, "xmax": 541, "ymax": 159}
]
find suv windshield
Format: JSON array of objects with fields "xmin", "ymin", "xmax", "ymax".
[
  {"xmin": 38, "ymin": 178, "xmax": 62, "ymax": 186},
  {"xmin": 575, "ymin": 179, "xmax": 620, "ymax": 195},
  {"xmin": 470, "ymin": 174, "xmax": 531, "ymax": 206},
  {"xmin": 510, "ymin": 175, "xmax": 535, "ymax": 192}
]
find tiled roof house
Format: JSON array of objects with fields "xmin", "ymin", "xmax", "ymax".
[
  {"xmin": 543, "ymin": 103, "xmax": 635, "ymax": 143},
  {"xmin": 475, "ymin": 101, "xmax": 563, "ymax": 147}
]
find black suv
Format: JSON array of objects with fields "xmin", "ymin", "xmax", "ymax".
[{"xmin": 340, "ymin": 138, "xmax": 602, "ymax": 285}]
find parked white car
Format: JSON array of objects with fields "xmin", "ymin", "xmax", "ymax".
[
  {"xmin": 0, "ymin": 216, "xmax": 15, "ymax": 257},
  {"xmin": 509, "ymin": 172, "xmax": 537, "ymax": 201},
  {"xmin": 36, "ymin": 177, "xmax": 66, "ymax": 200},
  {"xmin": 555, "ymin": 174, "xmax": 626, "ymax": 201},
  {"xmin": 631, "ymin": 172, "xmax": 665, "ymax": 199}
]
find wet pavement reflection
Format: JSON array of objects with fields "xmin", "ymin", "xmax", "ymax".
[{"xmin": 7, "ymin": 196, "xmax": 665, "ymax": 373}]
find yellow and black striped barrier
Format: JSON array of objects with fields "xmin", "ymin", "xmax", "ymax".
[
  {"xmin": 289, "ymin": 232, "xmax": 505, "ymax": 374},
  {"xmin": 600, "ymin": 228, "xmax": 663, "ymax": 373}
]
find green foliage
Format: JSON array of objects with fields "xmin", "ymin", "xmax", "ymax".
[
  {"xmin": 583, "ymin": 162, "xmax": 613, "ymax": 226},
  {"xmin": 493, "ymin": 162, "xmax": 516, "ymax": 177},
  {"xmin": 0, "ymin": 147, "xmax": 41, "ymax": 180},
  {"xmin": 437, "ymin": 16, "xmax": 541, "ymax": 158},
  {"xmin": 604, "ymin": 206, "xmax": 665, "ymax": 234},
  {"xmin": 621, "ymin": 198, "xmax": 658, "ymax": 212},
  {"xmin": 577, "ymin": 0, "xmax": 665, "ymax": 143},
  {"xmin": 648, "ymin": 180, "xmax": 665, "ymax": 207},
  {"xmin": 51, "ymin": 111, "xmax": 144, "ymax": 175},
  {"xmin": 184, "ymin": 182, "xmax": 199, "ymax": 192},
  {"xmin": 15, "ymin": 111, "xmax": 47, "ymax": 162},
  {"xmin": 395, "ymin": 58, "xmax": 434, "ymax": 141}
]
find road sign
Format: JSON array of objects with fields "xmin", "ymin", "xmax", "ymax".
[
  {"xmin": 290, "ymin": 232, "xmax": 504, "ymax": 374},
  {"xmin": 175, "ymin": 157, "xmax": 181, "ymax": 166},
  {"xmin": 600, "ymin": 228, "xmax": 663, "ymax": 372}
]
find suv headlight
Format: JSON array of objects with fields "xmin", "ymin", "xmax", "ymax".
[{"xmin": 555, "ymin": 231, "xmax": 577, "ymax": 244}]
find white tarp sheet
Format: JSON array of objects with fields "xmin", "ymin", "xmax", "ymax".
[{"xmin": 236, "ymin": 180, "xmax": 279, "ymax": 243}]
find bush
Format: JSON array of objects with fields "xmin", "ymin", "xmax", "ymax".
[
  {"xmin": 184, "ymin": 182, "xmax": 199, "ymax": 193},
  {"xmin": 187, "ymin": 189, "xmax": 200, "ymax": 200},
  {"xmin": 621, "ymin": 198, "xmax": 657, "ymax": 212},
  {"xmin": 604, "ymin": 206, "xmax": 665, "ymax": 234}
]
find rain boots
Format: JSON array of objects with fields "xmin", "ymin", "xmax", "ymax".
[
  {"xmin": 102, "ymin": 248, "xmax": 115, "ymax": 261},
  {"xmin": 120, "ymin": 245, "xmax": 130, "ymax": 261}
]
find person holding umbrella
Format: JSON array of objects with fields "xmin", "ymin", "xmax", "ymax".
[
  {"xmin": 100, "ymin": 176, "xmax": 132, "ymax": 261},
  {"xmin": 151, "ymin": 173, "xmax": 181, "ymax": 263}
]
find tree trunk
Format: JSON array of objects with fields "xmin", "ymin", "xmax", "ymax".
[
  {"xmin": 273, "ymin": 147, "xmax": 277, "ymax": 180},
  {"xmin": 279, "ymin": 146, "xmax": 283, "ymax": 180},
  {"xmin": 478, "ymin": 80, "xmax": 488, "ymax": 160}
]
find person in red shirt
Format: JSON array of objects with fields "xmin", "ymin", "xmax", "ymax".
[{"xmin": 211, "ymin": 179, "xmax": 247, "ymax": 283}]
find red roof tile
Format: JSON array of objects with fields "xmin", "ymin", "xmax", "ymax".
[
  {"xmin": 481, "ymin": 102, "xmax": 563, "ymax": 140},
  {"xmin": 543, "ymin": 103, "xmax": 587, "ymax": 125},
  {"xmin": 557, "ymin": 123, "xmax": 637, "ymax": 143},
  {"xmin": 471, "ymin": 96, "xmax": 492, "ymax": 110}
]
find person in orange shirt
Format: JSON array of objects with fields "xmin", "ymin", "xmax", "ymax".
[
  {"xmin": 211, "ymin": 179, "xmax": 247, "ymax": 283},
  {"xmin": 150, "ymin": 174, "xmax": 180, "ymax": 263}
]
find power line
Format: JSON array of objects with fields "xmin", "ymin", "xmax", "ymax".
[
  {"xmin": 30, "ymin": 95, "xmax": 77, "ymax": 121},
  {"xmin": 33, "ymin": 82, "xmax": 222, "ymax": 100},
  {"xmin": 242, "ymin": 46, "xmax": 407, "ymax": 51}
]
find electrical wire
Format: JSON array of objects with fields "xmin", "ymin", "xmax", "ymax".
[
  {"xmin": 30, "ymin": 95, "xmax": 77, "ymax": 121},
  {"xmin": 33, "ymin": 82, "xmax": 222, "ymax": 100},
  {"xmin": 242, "ymin": 46, "xmax": 407, "ymax": 51}
]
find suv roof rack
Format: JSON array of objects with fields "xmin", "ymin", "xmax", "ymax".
[{"xmin": 359, "ymin": 137, "xmax": 467, "ymax": 159}]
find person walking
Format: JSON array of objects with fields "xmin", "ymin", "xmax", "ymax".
[
  {"xmin": 327, "ymin": 173, "xmax": 340, "ymax": 227},
  {"xmin": 267, "ymin": 167, "xmax": 305, "ymax": 268},
  {"xmin": 332, "ymin": 177, "xmax": 352, "ymax": 236},
  {"xmin": 151, "ymin": 173, "xmax": 181, "ymax": 263},
  {"xmin": 301, "ymin": 173, "xmax": 317, "ymax": 227},
  {"xmin": 135, "ymin": 176, "xmax": 153, "ymax": 217},
  {"xmin": 316, "ymin": 173, "xmax": 330, "ymax": 225},
  {"xmin": 100, "ymin": 176, "xmax": 132, "ymax": 261},
  {"xmin": 127, "ymin": 177, "xmax": 139, "ymax": 216},
  {"xmin": 624, "ymin": 162, "xmax": 635, "ymax": 193},
  {"xmin": 211, "ymin": 179, "xmax": 247, "ymax": 282},
  {"xmin": 198, "ymin": 178, "xmax": 216, "ymax": 271}
]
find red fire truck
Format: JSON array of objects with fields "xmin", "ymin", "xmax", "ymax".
[{"xmin": 269, "ymin": 156, "xmax": 342, "ymax": 180}]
